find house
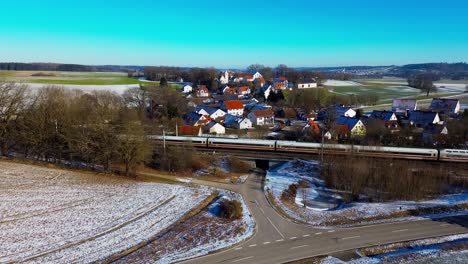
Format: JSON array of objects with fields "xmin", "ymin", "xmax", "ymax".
[
  {"xmin": 429, "ymin": 98, "xmax": 460, "ymax": 115},
  {"xmin": 204, "ymin": 121, "xmax": 226, "ymax": 134},
  {"xmin": 253, "ymin": 72, "xmax": 263, "ymax": 80},
  {"xmin": 422, "ymin": 124, "xmax": 448, "ymax": 145},
  {"xmin": 370, "ymin": 111, "xmax": 397, "ymax": 121},
  {"xmin": 197, "ymin": 85, "xmax": 210, "ymax": 98},
  {"xmin": 223, "ymin": 86, "xmax": 239, "ymax": 95},
  {"xmin": 182, "ymin": 84, "xmax": 193, "ymax": 94},
  {"xmin": 336, "ymin": 116, "xmax": 366, "ymax": 137},
  {"xmin": 407, "ymin": 111, "xmax": 441, "ymax": 128},
  {"xmin": 222, "ymin": 100, "xmax": 244, "ymax": 116},
  {"xmin": 297, "ymin": 79, "xmax": 318, "ymax": 89},
  {"xmin": 195, "ymin": 105, "xmax": 226, "ymax": 119},
  {"xmin": 224, "ymin": 114, "xmax": 253, "ymax": 129},
  {"xmin": 239, "ymin": 86, "xmax": 251, "ymax": 96},
  {"xmin": 248, "ymin": 109, "xmax": 275, "ymax": 126},
  {"xmin": 220, "ymin": 71, "xmax": 230, "ymax": 85},
  {"xmin": 273, "ymin": 78, "xmax": 288, "ymax": 89},
  {"xmin": 185, "ymin": 112, "xmax": 208, "ymax": 126},
  {"xmin": 369, "ymin": 111, "xmax": 399, "ymax": 130},
  {"xmin": 335, "ymin": 106, "xmax": 356, "ymax": 118},
  {"xmin": 392, "ymin": 99, "xmax": 418, "ymax": 112}
]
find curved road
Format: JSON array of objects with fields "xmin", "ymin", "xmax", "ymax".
[{"xmin": 179, "ymin": 172, "xmax": 468, "ymax": 264}]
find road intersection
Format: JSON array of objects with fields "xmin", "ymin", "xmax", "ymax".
[{"xmin": 181, "ymin": 172, "xmax": 468, "ymax": 264}]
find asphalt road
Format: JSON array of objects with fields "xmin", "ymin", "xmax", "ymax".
[{"xmin": 180, "ymin": 172, "xmax": 468, "ymax": 264}]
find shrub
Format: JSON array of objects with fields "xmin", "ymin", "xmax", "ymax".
[
  {"xmin": 227, "ymin": 156, "xmax": 252, "ymax": 173},
  {"xmin": 219, "ymin": 199, "xmax": 243, "ymax": 220},
  {"xmin": 281, "ymin": 183, "xmax": 299, "ymax": 202}
]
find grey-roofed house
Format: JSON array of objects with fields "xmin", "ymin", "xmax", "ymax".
[
  {"xmin": 392, "ymin": 99, "xmax": 418, "ymax": 112},
  {"xmin": 406, "ymin": 111, "xmax": 440, "ymax": 128},
  {"xmin": 336, "ymin": 116, "xmax": 366, "ymax": 137},
  {"xmin": 429, "ymin": 98, "xmax": 461, "ymax": 114}
]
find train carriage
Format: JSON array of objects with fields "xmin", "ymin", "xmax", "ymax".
[
  {"xmin": 439, "ymin": 149, "xmax": 468, "ymax": 162},
  {"xmin": 208, "ymin": 138, "xmax": 276, "ymax": 151}
]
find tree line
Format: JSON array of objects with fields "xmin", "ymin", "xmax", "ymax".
[{"xmin": 0, "ymin": 81, "xmax": 193, "ymax": 176}]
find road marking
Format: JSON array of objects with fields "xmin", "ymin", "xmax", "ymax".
[
  {"xmin": 315, "ymin": 232, "xmax": 323, "ymax": 235},
  {"xmin": 440, "ymin": 224, "xmax": 451, "ymax": 227},
  {"xmin": 232, "ymin": 256, "xmax": 254, "ymax": 263},
  {"xmin": 303, "ymin": 234, "xmax": 310, "ymax": 237},
  {"xmin": 341, "ymin": 235, "xmax": 360, "ymax": 240},
  {"xmin": 290, "ymin": 245, "xmax": 309, "ymax": 250},
  {"xmin": 263, "ymin": 241, "xmax": 271, "ymax": 245},
  {"xmin": 259, "ymin": 207, "xmax": 265, "ymax": 214},
  {"xmin": 266, "ymin": 216, "xmax": 285, "ymax": 238},
  {"xmin": 290, "ymin": 237, "xmax": 297, "ymax": 240},
  {"xmin": 234, "ymin": 247, "xmax": 243, "ymax": 250},
  {"xmin": 328, "ymin": 230, "xmax": 335, "ymax": 233},
  {"xmin": 276, "ymin": 239, "xmax": 284, "ymax": 242},
  {"xmin": 392, "ymin": 229, "xmax": 409, "ymax": 233},
  {"xmin": 248, "ymin": 244, "xmax": 257, "ymax": 247}
]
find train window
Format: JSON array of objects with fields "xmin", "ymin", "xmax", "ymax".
[{"xmin": 447, "ymin": 150, "xmax": 452, "ymax": 153}]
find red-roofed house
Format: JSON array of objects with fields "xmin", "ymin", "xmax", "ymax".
[
  {"xmin": 197, "ymin": 85, "xmax": 209, "ymax": 98},
  {"xmin": 239, "ymin": 86, "xmax": 251, "ymax": 95},
  {"xmin": 223, "ymin": 100, "xmax": 244, "ymax": 116},
  {"xmin": 248, "ymin": 109, "xmax": 275, "ymax": 126}
]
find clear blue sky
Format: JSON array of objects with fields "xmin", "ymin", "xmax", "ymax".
[{"xmin": 1, "ymin": 0, "xmax": 467, "ymax": 68}]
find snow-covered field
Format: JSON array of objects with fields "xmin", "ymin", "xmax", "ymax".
[
  {"xmin": 117, "ymin": 191, "xmax": 255, "ymax": 264},
  {"xmin": 265, "ymin": 160, "xmax": 468, "ymax": 227},
  {"xmin": 0, "ymin": 161, "xmax": 212, "ymax": 263},
  {"xmin": 323, "ymin": 80, "xmax": 364, "ymax": 86},
  {"xmin": 22, "ymin": 83, "xmax": 139, "ymax": 95},
  {"xmin": 321, "ymin": 234, "xmax": 468, "ymax": 263}
]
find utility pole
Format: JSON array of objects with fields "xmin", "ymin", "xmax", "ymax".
[
  {"xmin": 321, "ymin": 129, "xmax": 324, "ymax": 163},
  {"xmin": 163, "ymin": 128, "xmax": 166, "ymax": 157}
]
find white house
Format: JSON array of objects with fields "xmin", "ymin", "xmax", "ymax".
[
  {"xmin": 220, "ymin": 71, "xmax": 229, "ymax": 85},
  {"xmin": 182, "ymin": 85, "xmax": 193, "ymax": 94},
  {"xmin": 297, "ymin": 79, "xmax": 318, "ymax": 89},
  {"xmin": 236, "ymin": 118, "xmax": 253, "ymax": 129},
  {"xmin": 223, "ymin": 100, "xmax": 244, "ymax": 116},
  {"xmin": 253, "ymin": 72, "xmax": 263, "ymax": 80},
  {"xmin": 248, "ymin": 109, "xmax": 275, "ymax": 126},
  {"xmin": 335, "ymin": 106, "xmax": 356, "ymax": 118},
  {"xmin": 206, "ymin": 122, "xmax": 226, "ymax": 134}
]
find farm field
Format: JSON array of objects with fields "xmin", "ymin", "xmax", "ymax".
[
  {"xmin": 0, "ymin": 161, "xmax": 212, "ymax": 263},
  {"xmin": 0, "ymin": 70, "xmax": 147, "ymax": 85},
  {"xmin": 329, "ymin": 85, "xmax": 421, "ymax": 102}
]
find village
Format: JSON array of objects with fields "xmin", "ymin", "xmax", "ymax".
[{"xmin": 176, "ymin": 70, "xmax": 465, "ymax": 148}]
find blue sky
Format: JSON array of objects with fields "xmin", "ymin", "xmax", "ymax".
[{"xmin": 0, "ymin": 0, "xmax": 467, "ymax": 68}]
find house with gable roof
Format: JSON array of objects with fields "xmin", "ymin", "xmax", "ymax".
[
  {"xmin": 336, "ymin": 116, "xmax": 366, "ymax": 137},
  {"xmin": 248, "ymin": 109, "xmax": 275, "ymax": 126},
  {"xmin": 430, "ymin": 98, "xmax": 460, "ymax": 115},
  {"xmin": 222, "ymin": 100, "xmax": 244, "ymax": 116}
]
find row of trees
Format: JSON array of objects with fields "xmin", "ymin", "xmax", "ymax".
[
  {"xmin": 0, "ymin": 81, "xmax": 193, "ymax": 176},
  {"xmin": 407, "ymin": 73, "xmax": 437, "ymax": 96},
  {"xmin": 322, "ymin": 155, "xmax": 467, "ymax": 202}
]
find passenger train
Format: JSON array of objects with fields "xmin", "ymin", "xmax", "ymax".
[{"xmin": 151, "ymin": 136, "xmax": 468, "ymax": 163}]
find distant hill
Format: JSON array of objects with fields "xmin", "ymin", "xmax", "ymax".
[{"xmin": 0, "ymin": 63, "xmax": 145, "ymax": 72}]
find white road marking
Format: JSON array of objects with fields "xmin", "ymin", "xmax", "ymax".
[
  {"xmin": 392, "ymin": 229, "xmax": 409, "ymax": 233},
  {"xmin": 290, "ymin": 245, "xmax": 309, "ymax": 250},
  {"xmin": 259, "ymin": 207, "xmax": 265, "ymax": 214},
  {"xmin": 290, "ymin": 237, "xmax": 297, "ymax": 240},
  {"xmin": 341, "ymin": 235, "xmax": 361, "ymax": 240},
  {"xmin": 440, "ymin": 224, "xmax": 451, "ymax": 227},
  {"xmin": 315, "ymin": 232, "xmax": 323, "ymax": 235},
  {"xmin": 266, "ymin": 216, "xmax": 285, "ymax": 238},
  {"xmin": 235, "ymin": 247, "xmax": 243, "ymax": 250},
  {"xmin": 303, "ymin": 234, "xmax": 310, "ymax": 237},
  {"xmin": 276, "ymin": 239, "xmax": 284, "ymax": 242},
  {"xmin": 263, "ymin": 241, "xmax": 271, "ymax": 245},
  {"xmin": 328, "ymin": 230, "xmax": 335, "ymax": 233},
  {"xmin": 248, "ymin": 244, "xmax": 257, "ymax": 247},
  {"xmin": 232, "ymin": 256, "xmax": 254, "ymax": 263}
]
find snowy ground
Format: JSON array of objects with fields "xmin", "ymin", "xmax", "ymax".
[
  {"xmin": 116, "ymin": 191, "xmax": 255, "ymax": 264},
  {"xmin": 265, "ymin": 160, "xmax": 468, "ymax": 227},
  {"xmin": 0, "ymin": 161, "xmax": 212, "ymax": 263},
  {"xmin": 323, "ymin": 80, "xmax": 364, "ymax": 86},
  {"xmin": 22, "ymin": 83, "xmax": 139, "ymax": 95},
  {"xmin": 320, "ymin": 234, "xmax": 468, "ymax": 263}
]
